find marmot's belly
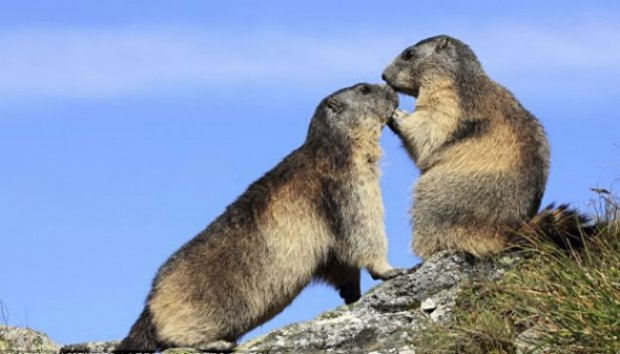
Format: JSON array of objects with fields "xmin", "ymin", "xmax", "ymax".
[{"xmin": 414, "ymin": 171, "xmax": 533, "ymax": 231}]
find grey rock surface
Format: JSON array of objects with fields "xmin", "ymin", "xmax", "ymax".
[
  {"xmin": 0, "ymin": 325, "xmax": 60, "ymax": 352},
  {"xmin": 2, "ymin": 251, "xmax": 514, "ymax": 354},
  {"xmin": 514, "ymin": 325, "xmax": 553, "ymax": 354},
  {"xmin": 59, "ymin": 340, "xmax": 119, "ymax": 353},
  {"xmin": 236, "ymin": 251, "xmax": 511, "ymax": 353}
]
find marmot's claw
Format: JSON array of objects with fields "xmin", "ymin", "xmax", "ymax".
[
  {"xmin": 392, "ymin": 108, "xmax": 409, "ymax": 121},
  {"xmin": 385, "ymin": 267, "xmax": 408, "ymax": 279}
]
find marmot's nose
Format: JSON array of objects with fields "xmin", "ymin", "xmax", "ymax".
[{"xmin": 381, "ymin": 73, "xmax": 387, "ymax": 81}]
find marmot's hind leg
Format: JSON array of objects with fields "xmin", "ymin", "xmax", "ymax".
[
  {"xmin": 317, "ymin": 259, "xmax": 361, "ymax": 304},
  {"xmin": 414, "ymin": 226, "xmax": 507, "ymax": 258},
  {"xmin": 338, "ymin": 281, "xmax": 361, "ymax": 304},
  {"xmin": 456, "ymin": 227, "xmax": 507, "ymax": 257}
]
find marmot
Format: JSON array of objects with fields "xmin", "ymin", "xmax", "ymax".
[
  {"xmin": 115, "ymin": 83, "xmax": 405, "ymax": 352},
  {"xmin": 382, "ymin": 35, "xmax": 556, "ymax": 258}
]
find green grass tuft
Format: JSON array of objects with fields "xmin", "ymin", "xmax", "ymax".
[{"xmin": 412, "ymin": 194, "xmax": 620, "ymax": 354}]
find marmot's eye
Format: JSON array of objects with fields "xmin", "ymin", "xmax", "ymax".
[
  {"xmin": 401, "ymin": 49, "xmax": 414, "ymax": 60},
  {"xmin": 360, "ymin": 84, "xmax": 372, "ymax": 95}
]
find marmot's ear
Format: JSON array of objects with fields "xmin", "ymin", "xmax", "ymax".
[
  {"xmin": 435, "ymin": 37, "xmax": 450, "ymax": 51},
  {"xmin": 326, "ymin": 97, "xmax": 345, "ymax": 114}
]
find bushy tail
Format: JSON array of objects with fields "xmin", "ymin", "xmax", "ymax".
[
  {"xmin": 515, "ymin": 204, "xmax": 597, "ymax": 250},
  {"xmin": 113, "ymin": 307, "xmax": 160, "ymax": 353}
]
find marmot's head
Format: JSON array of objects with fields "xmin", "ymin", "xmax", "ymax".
[
  {"xmin": 307, "ymin": 83, "xmax": 398, "ymax": 142},
  {"xmin": 382, "ymin": 35, "xmax": 482, "ymax": 97}
]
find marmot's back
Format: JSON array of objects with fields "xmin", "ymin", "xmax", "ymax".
[{"xmin": 115, "ymin": 83, "xmax": 403, "ymax": 352}]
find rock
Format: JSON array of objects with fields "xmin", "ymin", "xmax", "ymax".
[
  {"xmin": 2, "ymin": 251, "xmax": 515, "ymax": 354},
  {"xmin": 424, "ymin": 288, "xmax": 457, "ymax": 323},
  {"xmin": 0, "ymin": 325, "xmax": 60, "ymax": 352},
  {"xmin": 59, "ymin": 340, "xmax": 119, "ymax": 353},
  {"xmin": 236, "ymin": 251, "xmax": 512, "ymax": 353},
  {"xmin": 419, "ymin": 298, "xmax": 436, "ymax": 313},
  {"xmin": 162, "ymin": 348, "xmax": 201, "ymax": 354},
  {"xmin": 514, "ymin": 326, "xmax": 552, "ymax": 354}
]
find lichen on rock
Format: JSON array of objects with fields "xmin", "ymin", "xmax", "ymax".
[
  {"xmin": 4, "ymin": 251, "xmax": 516, "ymax": 354},
  {"xmin": 0, "ymin": 325, "xmax": 60, "ymax": 353},
  {"xmin": 236, "ymin": 251, "xmax": 512, "ymax": 353}
]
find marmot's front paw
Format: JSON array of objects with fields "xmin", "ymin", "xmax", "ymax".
[
  {"xmin": 196, "ymin": 340, "xmax": 236, "ymax": 352},
  {"xmin": 370, "ymin": 267, "xmax": 408, "ymax": 281},
  {"xmin": 388, "ymin": 109, "xmax": 409, "ymax": 132}
]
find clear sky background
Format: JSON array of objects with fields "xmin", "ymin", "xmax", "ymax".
[{"xmin": 1, "ymin": 0, "xmax": 618, "ymax": 345}]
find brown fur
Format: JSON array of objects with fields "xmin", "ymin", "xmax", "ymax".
[
  {"xmin": 115, "ymin": 83, "xmax": 405, "ymax": 352},
  {"xmin": 383, "ymin": 35, "xmax": 550, "ymax": 258},
  {"xmin": 515, "ymin": 204, "xmax": 596, "ymax": 250}
]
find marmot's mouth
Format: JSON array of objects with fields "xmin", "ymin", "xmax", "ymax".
[
  {"xmin": 408, "ymin": 87, "xmax": 419, "ymax": 98},
  {"xmin": 380, "ymin": 105, "xmax": 397, "ymax": 126}
]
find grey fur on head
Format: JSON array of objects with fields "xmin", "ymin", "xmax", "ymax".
[{"xmin": 383, "ymin": 35, "xmax": 483, "ymax": 98}]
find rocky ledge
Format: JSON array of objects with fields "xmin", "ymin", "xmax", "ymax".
[
  {"xmin": 236, "ymin": 251, "xmax": 512, "ymax": 353},
  {"xmin": 2, "ymin": 251, "xmax": 514, "ymax": 353}
]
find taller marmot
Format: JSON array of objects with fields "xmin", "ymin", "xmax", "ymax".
[
  {"xmin": 382, "ymin": 35, "xmax": 553, "ymax": 258},
  {"xmin": 115, "ymin": 83, "xmax": 405, "ymax": 352}
]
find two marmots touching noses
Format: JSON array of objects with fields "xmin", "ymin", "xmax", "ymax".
[{"xmin": 114, "ymin": 35, "xmax": 583, "ymax": 352}]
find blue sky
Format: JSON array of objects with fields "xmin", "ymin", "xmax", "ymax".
[{"xmin": 1, "ymin": 0, "xmax": 619, "ymax": 345}]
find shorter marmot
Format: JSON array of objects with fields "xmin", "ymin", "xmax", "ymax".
[
  {"xmin": 383, "ymin": 35, "xmax": 585, "ymax": 258},
  {"xmin": 115, "ymin": 83, "xmax": 405, "ymax": 352}
]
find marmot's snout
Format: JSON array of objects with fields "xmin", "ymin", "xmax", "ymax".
[
  {"xmin": 381, "ymin": 68, "xmax": 394, "ymax": 85},
  {"xmin": 381, "ymin": 62, "xmax": 401, "ymax": 85},
  {"xmin": 356, "ymin": 83, "xmax": 398, "ymax": 124},
  {"xmin": 382, "ymin": 65, "xmax": 415, "ymax": 97}
]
